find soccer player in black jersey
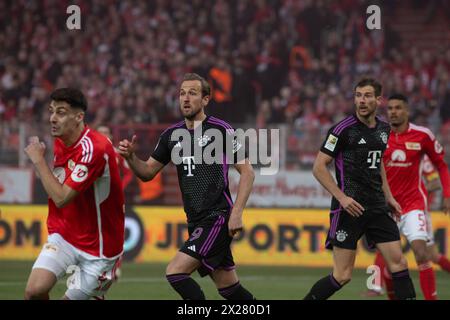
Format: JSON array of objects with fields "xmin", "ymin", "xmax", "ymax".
[
  {"xmin": 304, "ymin": 78, "xmax": 416, "ymax": 300},
  {"xmin": 118, "ymin": 73, "xmax": 255, "ymax": 300}
]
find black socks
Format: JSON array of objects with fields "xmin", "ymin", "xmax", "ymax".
[
  {"xmin": 218, "ymin": 281, "xmax": 255, "ymax": 300},
  {"xmin": 391, "ymin": 269, "xmax": 416, "ymax": 300},
  {"xmin": 166, "ymin": 273, "xmax": 205, "ymax": 300},
  {"xmin": 304, "ymin": 274, "xmax": 343, "ymax": 300}
]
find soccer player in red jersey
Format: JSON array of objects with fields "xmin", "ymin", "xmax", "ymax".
[
  {"xmin": 24, "ymin": 88, "xmax": 125, "ymax": 300},
  {"xmin": 369, "ymin": 94, "xmax": 450, "ymax": 300},
  {"xmin": 365, "ymin": 155, "xmax": 450, "ymax": 298}
]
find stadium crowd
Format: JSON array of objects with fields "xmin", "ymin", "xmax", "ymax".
[{"xmin": 0, "ymin": 0, "xmax": 449, "ymax": 167}]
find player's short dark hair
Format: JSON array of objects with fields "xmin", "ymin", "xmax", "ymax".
[
  {"xmin": 388, "ymin": 93, "xmax": 408, "ymax": 104},
  {"xmin": 50, "ymin": 88, "xmax": 87, "ymax": 111},
  {"xmin": 182, "ymin": 73, "xmax": 211, "ymax": 97},
  {"xmin": 355, "ymin": 78, "xmax": 382, "ymax": 97}
]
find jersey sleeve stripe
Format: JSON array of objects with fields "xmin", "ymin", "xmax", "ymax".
[
  {"xmin": 82, "ymin": 140, "xmax": 90, "ymax": 162},
  {"xmin": 332, "ymin": 116, "xmax": 354, "ymax": 134},
  {"xmin": 86, "ymin": 137, "xmax": 94, "ymax": 163},
  {"xmin": 161, "ymin": 121, "xmax": 185, "ymax": 135},
  {"xmin": 212, "ymin": 118, "xmax": 233, "ymax": 129},
  {"xmin": 409, "ymin": 123, "xmax": 436, "ymax": 140},
  {"xmin": 207, "ymin": 118, "xmax": 233, "ymax": 130},
  {"xmin": 81, "ymin": 137, "xmax": 94, "ymax": 163},
  {"xmin": 334, "ymin": 119, "xmax": 357, "ymax": 135},
  {"xmin": 74, "ymin": 129, "xmax": 91, "ymax": 148},
  {"xmin": 208, "ymin": 116, "xmax": 233, "ymax": 129},
  {"xmin": 81, "ymin": 139, "xmax": 88, "ymax": 162}
]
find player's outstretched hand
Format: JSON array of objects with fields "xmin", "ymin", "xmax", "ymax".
[
  {"xmin": 118, "ymin": 135, "xmax": 137, "ymax": 160},
  {"xmin": 387, "ymin": 196, "xmax": 402, "ymax": 221},
  {"xmin": 228, "ymin": 210, "xmax": 243, "ymax": 238},
  {"xmin": 339, "ymin": 195, "xmax": 365, "ymax": 217},
  {"xmin": 443, "ymin": 197, "xmax": 450, "ymax": 216},
  {"xmin": 24, "ymin": 136, "xmax": 46, "ymax": 164}
]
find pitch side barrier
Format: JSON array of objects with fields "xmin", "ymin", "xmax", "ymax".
[{"xmin": 0, "ymin": 205, "xmax": 449, "ymax": 270}]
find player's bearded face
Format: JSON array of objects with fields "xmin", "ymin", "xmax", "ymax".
[
  {"xmin": 49, "ymin": 101, "xmax": 83, "ymax": 138},
  {"xmin": 354, "ymin": 86, "xmax": 379, "ymax": 117},
  {"xmin": 179, "ymin": 80, "xmax": 206, "ymax": 120}
]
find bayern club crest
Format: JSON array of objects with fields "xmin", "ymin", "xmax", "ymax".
[
  {"xmin": 336, "ymin": 230, "xmax": 348, "ymax": 242},
  {"xmin": 197, "ymin": 135, "xmax": 210, "ymax": 147},
  {"xmin": 380, "ymin": 132, "xmax": 388, "ymax": 144}
]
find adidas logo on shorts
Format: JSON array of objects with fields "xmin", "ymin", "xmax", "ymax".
[
  {"xmin": 358, "ymin": 138, "xmax": 367, "ymax": 144},
  {"xmin": 188, "ymin": 245, "xmax": 196, "ymax": 252}
]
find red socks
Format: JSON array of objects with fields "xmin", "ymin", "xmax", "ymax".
[
  {"xmin": 375, "ymin": 251, "xmax": 445, "ymax": 299},
  {"xmin": 418, "ymin": 262, "xmax": 437, "ymax": 300}
]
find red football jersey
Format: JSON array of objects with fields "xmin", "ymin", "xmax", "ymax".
[
  {"xmin": 384, "ymin": 123, "xmax": 450, "ymax": 214},
  {"xmin": 49, "ymin": 126, "xmax": 125, "ymax": 258}
]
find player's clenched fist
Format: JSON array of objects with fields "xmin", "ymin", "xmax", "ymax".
[
  {"xmin": 118, "ymin": 135, "xmax": 137, "ymax": 160},
  {"xmin": 24, "ymin": 136, "xmax": 46, "ymax": 164}
]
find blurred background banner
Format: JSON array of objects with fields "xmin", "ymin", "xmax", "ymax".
[
  {"xmin": 0, "ymin": 168, "xmax": 33, "ymax": 203},
  {"xmin": 1, "ymin": 205, "xmax": 449, "ymax": 270},
  {"xmin": 0, "ymin": 205, "xmax": 46, "ymax": 260},
  {"xmin": 229, "ymin": 170, "xmax": 331, "ymax": 207}
]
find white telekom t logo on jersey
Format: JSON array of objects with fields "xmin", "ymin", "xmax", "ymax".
[
  {"xmin": 182, "ymin": 156, "xmax": 195, "ymax": 177},
  {"xmin": 367, "ymin": 150, "xmax": 382, "ymax": 169}
]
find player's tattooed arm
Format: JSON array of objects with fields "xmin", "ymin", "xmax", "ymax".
[
  {"xmin": 313, "ymin": 151, "xmax": 365, "ymax": 217},
  {"xmin": 25, "ymin": 136, "xmax": 78, "ymax": 208},
  {"xmin": 229, "ymin": 159, "xmax": 255, "ymax": 237},
  {"xmin": 118, "ymin": 135, "xmax": 165, "ymax": 181}
]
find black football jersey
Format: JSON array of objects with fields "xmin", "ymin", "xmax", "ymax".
[
  {"xmin": 320, "ymin": 114, "xmax": 391, "ymax": 210},
  {"xmin": 151, "ymin": 116, "xmax": 246, "ymax": 223}
]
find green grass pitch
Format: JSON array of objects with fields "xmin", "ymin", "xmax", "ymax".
[{"xmin": 0, "ymin": 261, "xmax": 448, "ymax": 300}]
